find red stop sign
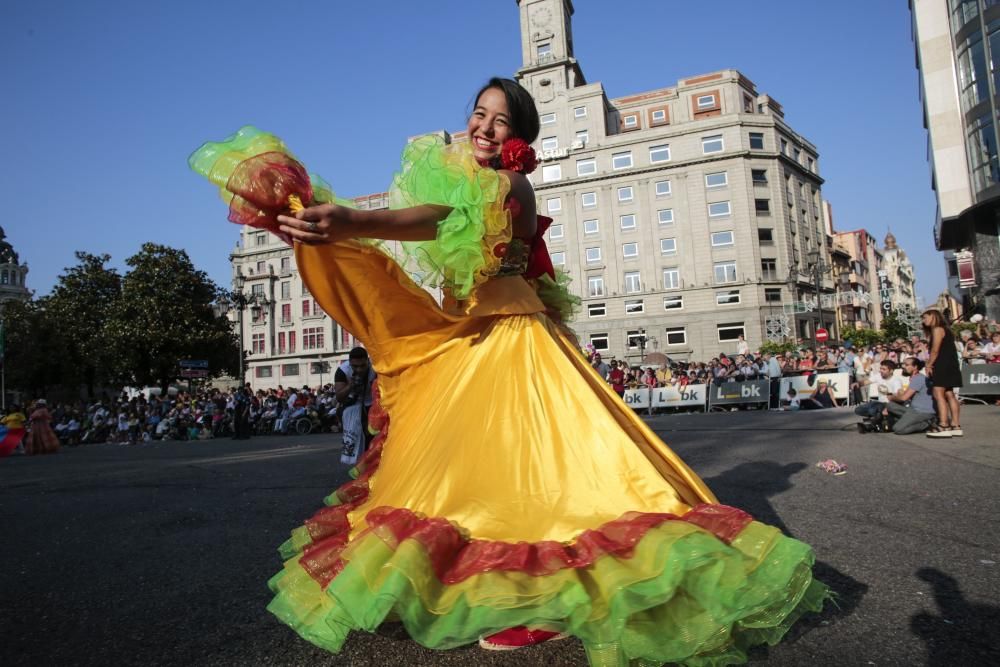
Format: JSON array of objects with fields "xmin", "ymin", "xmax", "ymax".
[{"xmin": 816, "ymin": 328, "xmax": 829, "ymax": 343}]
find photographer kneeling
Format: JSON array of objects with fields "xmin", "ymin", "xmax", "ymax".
[
  {"xmin": 855, "ymin": 360, "xmax": 902, "ymax": 432},
  {"xmin": 884, "ymin": 357, "xmax": 936, "ymax": 435},
  {"xmin": 334, "ymin": 347, "xmax": 377, "ymax": 465}
]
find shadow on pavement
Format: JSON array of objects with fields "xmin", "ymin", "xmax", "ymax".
[
  {"xmin": 910, "ymin": 567, "xmax": 1000, "ymax": 665},
  {"xmin": 705, "ymin": 459, "xmax": 870, "ymax": 659}
]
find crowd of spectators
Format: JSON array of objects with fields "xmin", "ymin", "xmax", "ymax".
[{"xmin": 4, "ymin": 384, "xmax": 347, "ymax": 452}]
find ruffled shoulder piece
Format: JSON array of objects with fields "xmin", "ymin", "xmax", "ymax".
[{"xmin": 390, "ymin": 135, "xmax": 511, "ymax": 300}]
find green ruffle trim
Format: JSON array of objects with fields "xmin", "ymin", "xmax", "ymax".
[
  {"xmin": 390, "ymin": 135, "xmax": 509, "ymax": 300},
  {"xmin": 535, "ymin": 269, "xmax": 582, "ymax": 323},
  {"xmin": 267, "ymin": 520, "xmax": 829, "ymax": 666}
]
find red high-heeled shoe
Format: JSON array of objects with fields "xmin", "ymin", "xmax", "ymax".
[{"xmin": 478, "ymin": 626, "xmax": 570, "ymax": 651}]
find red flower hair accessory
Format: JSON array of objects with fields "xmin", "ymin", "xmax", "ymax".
[{"xmin": 500, "ymin": 139, "xmax": 538, "ymax": 175}]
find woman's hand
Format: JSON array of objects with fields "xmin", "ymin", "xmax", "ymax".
[
  {"xmin": 925, "ymin": 363, "xmax": 934, "ymax": 378},
  {"xmin": 277, "ymin": 204, "xmax": 357, "ymax": 245}
]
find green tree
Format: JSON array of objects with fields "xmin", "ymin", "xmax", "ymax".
[
  {"xmin": 103, "ymin": 243, "xmax": 239, "ymax": 390},
  {"xmin": 880, "ymin": 310, "xmax": 910, "ymax": 341},
  {"xmin": 758, "ymin": 341, "xmax": 798, "ymax": 356},
  {"xmin": 0, "ymin": 299, "xmax": 71, "ymax": 397},
  {"xmin": 44, "ymin": 252, "xmax": 122, "ymax": 396},
  {"xmin": 842, "ymin": 327, "xmax": 884, "ymax": 348}
]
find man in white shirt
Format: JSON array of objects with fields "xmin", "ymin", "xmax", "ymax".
[{"xmin": 854, "ymin": 360, "xmax": 903, "ymax": 423}]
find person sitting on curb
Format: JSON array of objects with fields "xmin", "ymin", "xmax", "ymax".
[
  {"xmin": 885, "ymin": 357, "xmax": 937, "ymax": 435},
  {"xmin": 800, "ymin": 379, "xmax": 839, "ymax": 410}
]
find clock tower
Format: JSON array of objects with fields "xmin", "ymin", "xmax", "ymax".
[{"xmin": 515, "ymin": 0, "xmax": 586, "ymax": 102}]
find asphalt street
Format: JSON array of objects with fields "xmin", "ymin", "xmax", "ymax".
[{"xmin": 2, "ymin": 405, "xmax": 998, "ymax": 666}]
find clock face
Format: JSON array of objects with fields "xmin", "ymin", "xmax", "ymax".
[{"xmin": 531, "ymin": 7, "xmax": 552, "ymax": 26}]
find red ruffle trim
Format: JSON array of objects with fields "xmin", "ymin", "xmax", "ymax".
[{"xmin": 294, "ymin": 384, "xmax": 752, "ymax": 588}]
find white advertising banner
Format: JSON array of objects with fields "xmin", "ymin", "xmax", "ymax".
[
  {"xmin": 623, "ymin": 385, "xmax": 708, "ymax": 410},
  {"xmin": 779, "ymin": 372, "xmax": 850, "ymax": 401}
]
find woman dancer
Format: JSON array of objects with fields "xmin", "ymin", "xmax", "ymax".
[
  {"xmin": 25, "ymin": 400, "xmax": 60, "ymax": 455},
  {"xmin": 922, "ymin": 309, "xmax": 963, "ymax": 437},
  {"xmin": 192, "ymin": 77, "xmax": 827, "ymax": 666}
]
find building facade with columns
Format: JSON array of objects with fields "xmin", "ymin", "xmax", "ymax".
[
  {"xmin": 0, "ymin": 227, "xmax": 30, "ymax": 307},
  {"xmin": 509, "ymin": 0, "xmax": 831, "ymax": 360}
]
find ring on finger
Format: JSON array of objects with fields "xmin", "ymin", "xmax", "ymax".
[{"xmin": 306, "ymin": 221, "xmax": 319, "ymax": 233}]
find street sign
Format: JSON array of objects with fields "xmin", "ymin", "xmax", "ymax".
[
  {"xmin": 816, "ymin": 328, "xmax": 829, "ymax": 343},
  {"xmin": 180, "ymin": 368, "xmax": 209, "ymax": 379},
  {"xmin": 179, "ymin": 360, "xmax": 209, "ymax": 369}
]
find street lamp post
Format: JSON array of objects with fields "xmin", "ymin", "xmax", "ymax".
[
  {"xmin": 635, "ymin": 328, "xmax": 657, "ymax": 365},
  {"xmin": 806, "ymin": 248, "xmax": 829, "ymax": 346},
  {"xmin": 226, "ymin": 271, "xmax": 271, "ymax": 387}
]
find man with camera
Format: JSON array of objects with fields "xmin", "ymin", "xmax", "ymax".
[
  {"xmin": 854, "ymin": 360, "xmax": 903, "ymax": 433},
  {"xmin": 334, "ymin": 347, "xmax": 377, "ymax": 465}
]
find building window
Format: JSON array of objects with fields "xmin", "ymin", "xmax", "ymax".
[
  {"xmin": 793, "ymin": 147, "xmax": 801, "ymax": 162},
  {"xmin": 660, "ymin": 238, "xmax": 677, "ymax": 255},
  {"xmin": 280, "ymin": 256, "xmax": 291, "ymax": 272},
  {"xmin": 256, "ymin": 261, "xmax": 266, "ymax": 274},
  {"xmin": 780, "ymin": 138, "xmax": 788, "ymax": 154},
  {"xmin": 625, "ymin": 299, "xmax": 645, "ymax": 315},
  {"xmin": 751, "ymin": 169, "xmax": 768, "ymax": 185},
  {"xmin": 718, "ymin": 323, "xmax": 746, "ymax": 342},
  {"xmin": 590, "ymin": 333, "xmax": 609, "ymax": 351},
  {"xmin": 655, "ymin": 180, "xmax": 671, "ymax": 196},
  {"xmin": 807, "ymin": 157, "xmax": 815, "ymax": 172},
  {"xmin": 588, "ymin": 276, "xmax": 605, "ymax": 297},
  {"xmin": 255, "ymin": 232, "xmax": 267, "ymax": 246},
  {"xmin": 755, "ymin": 199, "xmax": 771, "ymax": 215},
  {"xmin": 697, "ymin": 94, "xmax": 716, "ymax": 109},
  {"xmin": 705, "ymin": 171, "xmax": 728, "ymax": 188},
  {"xmin": 281, "ymin": 303, "xmax": 292, "ymax": 324},
  {"xmin": 549, "ymin": 223, "xmax": 564, "ymax": 240},
  {"xmin": 289, "ymin": 331, "xmax": 296, "ymax": 352},
  {"xmin": 620, "ymin": 214, "xmax": 637, "ymax": 230},
  {"xmin": 280, "ymin": 281, "xmax": 291, "ymax": 300},
  {"xmin": 651, "ymin": 109, "xmax": 667, "ymax": 123},
  {"xmin": 665, "ymin": 327, "xmax": 687, "ymax": 346},
  {"xmin": 575, "ymin": 129, "xmax": 589, "ymax": 146},
  {"xmin": 664, "ymin": 295, "xmax": 683, "ymax": 310},
  {"xmin": 702, "ymin": 135, "xmax": 724, "ymax": 154},
  {"xmin": 586, "ymin": 247, "xmax": 602, "ymax": 263},
  {"xmin": 716, "ymin": 290, "xmax": 741, "ymax": 306},
  {"xmin": 708, "ymin": 201, "xmax": 731, "ymax": 217},
  {"xmin": 758, "ymin": 228, "xmax": 774, "ymax": 245},
  {"xmin": 714, "ymin": 261, "xmax": 738, "ymax": 284},
  {"xmin": 303, "ymin": 327, "xmax": 324, "ymax": 350},
  {"xmin": 711, "ymin": 231, "xmax": 735, "ymax": 247},
  {"xmin": 252, "ymin": 333, "xmax": 266, "ymax": 354},
  {"xmin": 541, "ymin": 136, "xmax": 559, "ymax": 151},
  {"xmin": 649, "ymin": 144, "xmax": 671, "ymax": 163},
  {"xmin": 542, "ymin": 164, "xmax": 561, "ymax": 182},
  {"xmin": 765, "ymin": 288, "xmax": 782, "ymax": 302},
  {"xmin": 743, "ymin": 94, "xmax": 754, "ymax": 113},
  {"xmin": 583, "ymin": 219, "xmax": 599, "ymax": 235},
  {"xmin": 576, "ymin": 159, "xmax": 597, "ymax": 176},
  {"xmin": 622, "ymin": 114, "xmax": 638, "ymax": 129},
  {"xmin": 547, "ymin": 197, "xmax": 562, "ymax": 213},
  {"xmin": 301, "ymin": 283, "xmax": 311, "ymax": 297},
  {"xmin": 657, "ymin": 209, "xmax": 674, "ymax": 225},
  {"xmin": 251, "ymin": 283, "xmax": 265, "ymax": 297},
  {"xmin": 277, "ymin": 332, "xmax": 286, "ymax": 354},
  {"xmin": 550, "ymin": 251, "xmax": 566, "ymax": 266},
  {"xmin": 626, "ymin": 330, "xmax": 643, "ymax": 349},
  {"xmin": 622, "ymin": 242, "xmax": 639, "ymax": 258},
  {"xmin": 574, "ymin": 105, "xmax": 588, "ymax": 118},
  {"xmin": 301, "ymin": 299, "xmax": 311, "ymax": 317},
  {"xmin": 624, "ymin": 271, "xmax": 642, "ymax": 293},
  {"xmin": 662, "ymin": 268, "xmax": 680, "ymax": 289},
  {"xmin": 612, "ymin": 151, "xmax": 633, "ymax": 170},
  {"xmin": 749, "ymin": 132, "xmax": 765, "ymax": 150},
  {"xmin": 255, "ymin": 366, "xmax": 273, "ymax": 378},
  {"xmin": 617, "ymin": 186, "xmax": 634, "ymax": 202},
  {"xmin": 540, "ymin": 112, "xmax": 556, "ymax": 125},
  {"xmin": 581, "ymin": 191, "xmax": 597, "ymax": 207},
  {"xmin": 588, "ymin": 302, "xmax": 606, "ymax": 318},
  {"xmin": 761, "ymin": 258, "xmax": 778, "ymax": 281},
  {"xmin": 282, "ymin": 363, "xmax": 300, "ymax": 376},
  {"xmin": 537, "ymin": 43, "xmax": 551, "ymax": 58}
]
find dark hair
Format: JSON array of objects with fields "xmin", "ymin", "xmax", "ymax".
[
  {"xmin": 880, "ymin": 359, "xmax": 897, "ymax": 371},
  {"xmin": 348, "ymin": 346, "xmax": 369, "ymax": 361},
  {"xmin": 905, "ymin": 356, "xmax": 924, "ymax": 370},
  {"xmin": 921, "ymin": 308, "xmax": 947, "ymax": 337},
  {"xmin": 472, "ymin": 77, "xmax": 540, "ymax": 144}
]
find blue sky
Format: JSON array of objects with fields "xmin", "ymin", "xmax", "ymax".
[{"xmin": 1, "ymin": 0, "xmax": 941, "ymax": 303}]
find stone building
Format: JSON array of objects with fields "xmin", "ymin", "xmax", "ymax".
[
  {"xmin": 880, "ymin": 231, "xmax": 919, "ymax": 313},
  {"xmin": 0, "ymin": 227, "xmax": 30, "ymax": 306}
]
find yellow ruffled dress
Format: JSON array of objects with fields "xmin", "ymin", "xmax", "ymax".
[{"xmin": 190, "ymin": 129, "xmax": 827, "ymax": 666}]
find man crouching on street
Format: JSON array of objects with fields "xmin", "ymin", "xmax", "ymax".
[{"xmin": 884, "ymin": 357, "xmax": 936, "ymax": 435}]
